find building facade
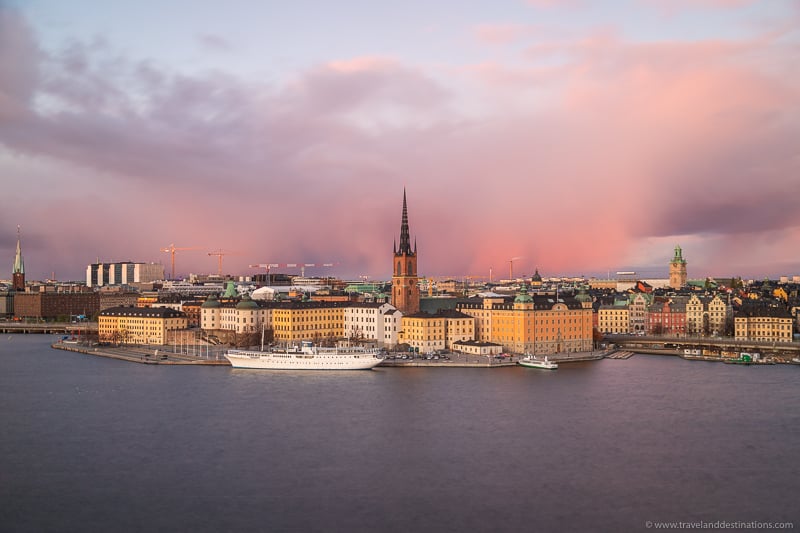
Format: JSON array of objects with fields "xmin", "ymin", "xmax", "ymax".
[
  {"xmin": 343, "ymin": 302, "xmax": 398, "ymax": 345},
  {"xmin": 98, "ymin": 289, "xmax": 141, "ymax": 311},
  {"xmin": 646, "ymin": 298, "xmax": 687, "ymax": 335},
  {"xmin": 86, "ymin": 262, "xmax": 165, "ymax": 288},
  {"xmin": 271, "ymin": 301, "xmax": 348, "ymax": 344},
  {"xmin": 14, "ymin": 292, "xmax": 100, "ymax": 320},
  {"xmin": 685, "ymin": 294, "xmax": 732, "ymax": 336},
  {"xmin": 98, "ymin": 306, "xmax": 187, "ymax": 345},
  {"xmin": 383, "ymin": 308, "xmax": 402, "ymax": 347},
  {"xmin": 628, "ymin": 292, "xmax": 651, "ymax": 333},
  {"xmin": 456, "ymin": 286, "xmax": 593, "ymax": 355},
  {"xmin": 398, "ymin": 309, "xmax": 475, "ymax": 353},
  {"xmin": 598, "ymin": 304, "xmax": 630, "ymax": 334},
  {"xmin": 735, "ymin": 305, "xmax": 794, "ymax": 343},
  {"xmin": 391, "ymin": 189, "xmax": 420, "ymax": 315},
  {"xmin": 452, "ymin": 340, "xmax": 503, "ymax": 356}
]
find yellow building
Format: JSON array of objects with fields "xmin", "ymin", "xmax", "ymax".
[
  {"xmin": 452, "ymin": 340, "xmax": 503, "ymax": 356},
  {"xmin": 456, "ymin": 286, "xmax": 593, "ymax": 355},
  {"xmin": 598, "ymin": 305, "xmax": 630, "ymax": 334},
  {"xmin": 271, "ymin": 301, "xmax": 348, "ymax": 344},
  {"xmin": 99, "ymin": 306, "xmax": 188, "ymax": 345},
  {"xmin": 735, "ymin": 305, "xmax": 793, "ymax": 343},
  {"xmin": 399, "ymin": 310, "xmax": 475, "ymax": 353},
  {"xmin": 686, "ymin": 294, "xmax": 732, "ymax": 336}
]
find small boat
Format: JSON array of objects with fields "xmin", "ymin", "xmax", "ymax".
[{"xmin": 518, "ymin": 354, "xmax": 558, "ymax": 370}]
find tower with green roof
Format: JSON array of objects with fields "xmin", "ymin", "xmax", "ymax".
[{"xmin": 669, "ymin": 245, "xmax": 687, "ymax": 290}]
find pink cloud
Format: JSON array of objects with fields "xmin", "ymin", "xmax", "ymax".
[
  {"xmin": 473, "ymin": 24, "xmax": 530, "ymax": 45},
  {"xmin": 643, "ymin": 0, "xmax": 758, "ymax": 16},
  {"xmin": 1, "ymin": 4, "xmax": 798, "ymax": 281}
]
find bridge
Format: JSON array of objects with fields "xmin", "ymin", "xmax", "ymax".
[{"xmin": 0, "ymin": 322, "xmax": 99, "ymax": 335}]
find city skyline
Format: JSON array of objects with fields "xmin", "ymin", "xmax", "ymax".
[{"xmin": 1, "ymin": 1, "xmax": 799, "ymax": 281}]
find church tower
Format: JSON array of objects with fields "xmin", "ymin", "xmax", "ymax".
[
  {"xmin": 392, "ymin": 189, "xmax": 420, "ymax": 315},
  {"xmin": 12, "ymin": 225, "xmax": 25, "ymax": 291},
  {"xmin": 669, "ymin": 245, "xmax": 687, "ymax": 290}
]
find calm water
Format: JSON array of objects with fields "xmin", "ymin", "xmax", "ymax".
[{"xmin": 1, "ymin": 335, "xmax": 798, "ymax": 532}]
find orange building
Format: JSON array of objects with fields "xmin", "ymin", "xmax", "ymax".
[{"xmin": 456, "ymin": 285, "xmax": 593, "ymax": 355}]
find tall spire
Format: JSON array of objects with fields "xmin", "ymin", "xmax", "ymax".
[
  {"xmin": 13, "ymin": 225, "xmax": 24, "ymax": 275},
  {"xmin": 398, "ymin": 188, "xmax": 413, "ymax": 255},
  {"xmin": 12, "ymin": 225, "xmax": 25, "ymax": 291}
]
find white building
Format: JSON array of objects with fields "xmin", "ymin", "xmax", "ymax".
[
  {"xmin": 383, "ymin": 308, "xmax": 402, "ymax": 347},
  {"xmin": 201, "ymin": 294, "xmax": 271, "ymax": 334},
  {"xmin": 86, "ymin": 262, "xmax": 165, "ymax": 287},
  {"xmin": 343, "ymin": 302, "xmax": 400, "ymax": 347}
]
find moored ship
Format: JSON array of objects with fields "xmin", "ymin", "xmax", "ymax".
[
  {"xmin": 225, "ymin": 340, "xmax": 384, "ymax": 370},
  {"xmin": 518, "ymin": 354, "xmax": 558, "ymax": 370}
]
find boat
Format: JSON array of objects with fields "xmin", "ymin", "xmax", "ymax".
[
  {"xmin": 518, "ymin": 354, "xmax": 558, "ymax": 370},
  {"xmin": 225, "ymin": 340, "xmax": 384, "ymax": 370}
]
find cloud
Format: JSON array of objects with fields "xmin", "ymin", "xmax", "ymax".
[
  {"xmin": 643, "ymin": 0, "xmax": 757, "ymax": 12},
  {"xmin": 0, "ymin": 6, "xmax": 40, "ymax": 121},
  {"xmin": 525, "ymin": 0, "xmax": 584, "ymax": 9},
  {"xmin": 196, "ymin": 33, "xmax": 233, "ymax": 52},
  {"xmin": 1, "ymin": 3, "xmax": 798, "ymax": 281}
]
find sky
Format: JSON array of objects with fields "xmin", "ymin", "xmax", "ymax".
[{"xmin": 1, "ymin": 0, "xmax": 799, "ymax": 283}]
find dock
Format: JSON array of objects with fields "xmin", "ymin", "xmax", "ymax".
[
  {"xmin": 605, "ymin": 350, "xmax": 635, "ymax": 360},
  {"xmin": 51, "ymin": 343, "xmax": 230, "ymax": 365}
]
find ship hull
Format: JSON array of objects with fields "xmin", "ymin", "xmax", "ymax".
[
  {"xmin": 225, "ymin": 349, "xmax": 383, "ymax": 370},
  {"xmin": 518, "ymin": 359, "xmax": 558, "ymax": 370}
]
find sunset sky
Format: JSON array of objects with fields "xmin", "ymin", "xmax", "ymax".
[{"xmin": 1, "ymin": 0, "xmax": 798, "ymax": 282}]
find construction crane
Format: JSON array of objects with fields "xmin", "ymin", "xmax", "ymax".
[
  {"xmin": 508, "ymin": 257, "xmax": 522, "ymax": 280},
  {"xmin": 250, "ymin": 262, "xmax": 335, "ymax": 277},
  {"xmin": 208, "ymin": 250, "xmax": 229, "ymax": 276},
  {"xmin": 160, "ymin": 244, "xmax": 201, "ymax": 280}
]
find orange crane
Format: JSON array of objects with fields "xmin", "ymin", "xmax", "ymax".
[
  {"xmin": 208, "ymin": 250, "xmax": 230, "ymax": 276},
  {"xmin": 160, "ymin": 244, "xmax": 201, "ymax": 279},
  {"xmin": 508, "ymin": 257, "xmax": 522, "ymax": 280}
]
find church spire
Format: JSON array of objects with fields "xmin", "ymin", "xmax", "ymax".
[
  {"xmin": 12, "ymin": 225, "xmax": 25, "ymax": 291},
  {"xmin": 13, "ymin": 225, "xmax": 24, "ymax": 275},
  {"xmin": 397, "ymin": 188, "xmax": 413, "ymax": 255}
]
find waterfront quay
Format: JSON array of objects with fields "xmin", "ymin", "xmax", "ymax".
[
  {"xmin": 51, "ymin": 342, "xmax": 229, "ymax": 365},
  {"xmin": 49, "ymin": 340, "xmax": 605, "ymax": 368},
  {"xmin": 1, "ymin": 321, "xmax": 98, "ymax": 335},
  {"xmin": 378, "ymin": 350, "xmax": 604, "ymax": 368},
  {"xmin": 607, "ymin": 334, "xmax": 800, "ymax": 362}
]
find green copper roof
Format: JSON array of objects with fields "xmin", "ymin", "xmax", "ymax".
[
  {"xmin": 201, "ymin": 294, "xmax": 221, "ymax": 308},
  {"xmin": 576, "ymin": 286, "xmax": 591, "ymax": 303},
  {"xmin": 223, "ymin": 280, "xmax": 238, "ymax": 298},
  {"xmin": 672, "ymin": 245, "xmax": 687, "ymax": 264},
  {"xmin": 236, "ymin": 293, "xmax": 258, "ymax": 309},
  {"xmin": 515, "ymin": 283, "xmax": 533, "ymax": 303}
]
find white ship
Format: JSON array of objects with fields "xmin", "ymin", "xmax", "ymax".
[
  {"xmin": 518, "ymin": 354, "xmax": 558, "ymax": 370},
  {"xmin": 225, "ymin": 340, "xmax": 384, "ymax": 370}
]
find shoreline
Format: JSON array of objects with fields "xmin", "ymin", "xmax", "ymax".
[{"xmin": 49, "ymin": 342, "xmax": 800, "ymax": 368}]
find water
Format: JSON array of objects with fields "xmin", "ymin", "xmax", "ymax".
[{"xmin": 1, "ymin": 335, "xmax": 798, "ymax": 532}]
